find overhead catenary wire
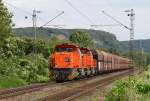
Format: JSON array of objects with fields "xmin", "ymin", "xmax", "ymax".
[
  {"xmin": 3, "ymin": 0, "xmax": 47, "ymax": 23},
  {"xmin": 91, "ymin": 24, "xmax": 120, "ymax": 27},
  {"xmin": 64, "ymin": 0, "xmax": 95, "ymax": 25},
  {"xmin": 3, "ymin": 0, "xmax": 32, "ymax": 16},
  {"xmin": 40, "ymin": 11, "xmax": 64, "ymax": 27},
  {"xmin": 102, "ymin": 11, "xmax": 130, "ymax": 30}
]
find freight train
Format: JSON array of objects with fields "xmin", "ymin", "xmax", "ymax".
[{"xmin": 49, "ymin": 43, "xmax": 133, "ymax": 81}]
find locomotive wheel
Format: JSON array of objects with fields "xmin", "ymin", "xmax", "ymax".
[
  {"xmin": 55, "ymin": 71, "xmax": 65, "ymax": 82},
  {"xmin": 95, "ymin": 68, "xmax": 99, "ymax": 75},
  {"xmin": 55, "ymin": 69, "xmax": 72, "ymax": 82},
  {"xmin": 91, "ymin": 68, "xmax": 96, "ymax": 75},
  {"xmin": 78, "ymin": 68, "xmax": 85, "ymax": 78},
  {"xmin": 85, "ymin": 68, "xmax": 91, "ymax": 78}
]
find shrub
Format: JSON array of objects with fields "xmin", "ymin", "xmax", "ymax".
[
  {"xmin": 0, "ymin": 54, "xmax": 49, "ymax": 88},
  {"xmin": 105, "ymin": 78, "xmax": 150, "ymax": 101},
  {"xmin": 105, "ymin": 80, "xmax": 130, "ymax": 101},
  {"xmin": 17, "ymin": 54, "xmax": 49, "ymax": 83},
  {"xmin": 136, "ymin": 84, "xmax": 150, "ymax": 94}
]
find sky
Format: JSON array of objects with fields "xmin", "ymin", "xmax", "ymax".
[{"xmin": 3, "ymin": 0, "xmax": 150, "ymax": 41}]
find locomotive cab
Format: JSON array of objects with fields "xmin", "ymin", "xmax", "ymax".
[
  {"xmin": 50, "ymin": 43, "xmax": 81, "ymax": 81},
  {"xmin": 51, "ymin": 43, "xmax": 81, "ymax": 69},
  {"xmin": 80, "ymin": 48, "xmax": 96, "ymax": 75}
]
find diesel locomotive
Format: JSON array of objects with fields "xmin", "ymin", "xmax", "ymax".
[{"xmin": 49, "ymin": 43, "xmax": 132, "ymax": 81}]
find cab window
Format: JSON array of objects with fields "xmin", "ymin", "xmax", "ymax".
[{"xmin": 55, "ymin": 47, "xmax": 73, "ymax": 52}]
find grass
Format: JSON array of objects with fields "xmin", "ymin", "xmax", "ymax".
[{"xmin": 0, "ymin": 75, "xmax": 27, "ymax": 89}]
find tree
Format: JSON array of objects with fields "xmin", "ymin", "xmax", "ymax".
[
  {"xmin": 0, "ymin": 0, "xmax": 12, "ymax": 48},
  {"xmin": 109, "ymin": 47, "xmax": 120, "ymax": 55},
  {"xmin": 69, "ymin": 30, "xmax": 93, "ymax": 48}
]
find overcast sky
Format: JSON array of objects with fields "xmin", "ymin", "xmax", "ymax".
[{"xmin": 3, "ymin": 0, "xmax": 150, "ymax": 41}]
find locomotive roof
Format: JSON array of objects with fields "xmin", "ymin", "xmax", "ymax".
[
  {"xmin": 56, "ymin": 43, "xmax": 79, "ymax": 48},
  {"xmin": 56, "ymin": 44, "xmax": 79, "ymax": 48}
]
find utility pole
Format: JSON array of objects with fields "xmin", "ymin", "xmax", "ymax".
[
  {"xmin": 125, "ymin": 9, "xmax": 135, "ymax": 63},
  {"xmin": 32, "ymin": 9, "xmax": 41, "ymax": 63},
  {"xmin": 33, "ymin": 9, "xmax": 41, "ymax": 41},
  {"xmin": 125, "ymin": 9, "xmax": 135, "ymax": 77}
]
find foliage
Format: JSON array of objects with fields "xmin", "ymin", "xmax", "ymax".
[
  {"xmin": 105, "ymin": 79, "xmax": 146, "ymax": 101},
  {"xmin": 0, "ymin": 57, "xmax": 18, "ymax": 76},
  {"xmin": 136, "ymin": 83, "xmax": 150, "ymax": 94},
  {"xmin": 69, "ymin": 30, "xmax": 93, "ymax": 48},
  {"xmin": 105, "ymin": 65, "xmax": 150, "ymax": 101},
  {"xmin": 0, "ymin": 54, "xmax": 49, "ymax": 88},
  {"xmin": 121, "ymin": 50, "xmax": 150, "ymax": 69},
  {"xmin": 105, "ymin": 80, "xmax": 130, "ymax": 101},
  {"xmin": 122, "ymin": 39, "xmax": 150, "ymax": 53},
  {"xmin": 19, "ymin": 54, "xmax": 49, "ymax": 83},
  {"xmin": 48, "ymin": 36, "xmax": 66, "ymax": 55},
  {"xmin": 0, "ymin": 0, "xmax": 12, "ymax": 48},
  {"xmin": 0, "ymin": 36, "xmax": 52, "ymax": 58},
  {"xmin": 0, "ymin": 33, "xmax": 65, "ymax": 88}
]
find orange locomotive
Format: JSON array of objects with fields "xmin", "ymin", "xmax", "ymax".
[{"xmin": 49, "ymin": 43, "xmax": 132, "ymax": 81}]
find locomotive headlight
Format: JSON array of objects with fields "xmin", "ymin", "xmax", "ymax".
[
  {"xmin": 55, "ymin": 64, "xmax": 58, "ymax": 67},
  {"xmin": 64, "ymin": 57, "xmax": 71, "ymax": 62}
]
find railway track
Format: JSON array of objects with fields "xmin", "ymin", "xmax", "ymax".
[
  {"xmin": 0, "ymin": 82, "xmax": 55, "ymax": 99},
  {"xmin": 34, "ymin": 69, "xmax": 137, "ymax": 101},
  {"xmin": 0, "ymin": 78, "xmax": 79, "ymax": 100}
]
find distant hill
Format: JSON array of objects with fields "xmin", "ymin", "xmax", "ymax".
[
  {"xmin": 13, "ymin": 27, "xmax": 125, "ymax": 52},
  {"xmin": 13, "ymin": 27, "xmax": 150, "ymax": 53},
  {"xmin": 121, "ymin": 39, "xmax": 150, "ymax": 53}
]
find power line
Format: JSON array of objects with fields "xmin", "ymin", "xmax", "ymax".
[
  {"xmin": 3, "ymin": 0, "xmax": 32, "ymax": 16},
  {"xmin": 91, "ymin": 24, "xmax": 120, "ymax": 27},
  {"xmin": 102, "ymin": 11, "xmax": 130, "ymax": 30},
  {"xmin": 40, "ymin": 11, "xmax": 64, "ymax": 27},
  {"xmin": 64, "ymin": 0, "xmax": 95, "ymax": 25},
  {"xmin": 4, "ymin": 0, "xmax": 66, "ymax": 27},
  {"xmin": 3, "ymin": 1, "xmax": 46, "ymax": 23}
]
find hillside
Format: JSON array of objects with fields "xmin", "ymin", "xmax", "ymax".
[
  {"xmin": 121, "ymin": 39, "xmax": 150, "ymax": 52},
  {"xmin": 13, "ymin": 27, "xmax": 125, "ymax": 52}
]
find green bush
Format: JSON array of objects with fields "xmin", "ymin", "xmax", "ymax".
[
  {"xmin": 105, "ymin": 80, "xmax": 130, "ymax": 101},
  {"xmin": 16, "ymin": 54, "xmax": 49, "ymax": 83},
  {"xmin": 105, "ymin": 78, "xmax": 150, "ymax": 101},
  {"xmin": 0, "ymin": 54, "xmax": 49, "ymax": 88},
  {"xmin": 136, "ymin": 84, "xmax": 150, "ymax": 94},
  {"xmin": 0, "ymin": 57, "xmax": 18, "ymax": 76}
]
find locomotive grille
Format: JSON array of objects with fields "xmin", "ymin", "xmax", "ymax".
[{"xmin": 64, "ymin": 57, "xmax": 71, "ymax": 62}]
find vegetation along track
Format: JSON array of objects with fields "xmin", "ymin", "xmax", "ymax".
[
  {"xmin": 34, "ymin": 69, "xmax": 137, "ymax": 101},
  {"xmin": 0, "ymin": 82, "xmax": 56, "ymax": 99}
]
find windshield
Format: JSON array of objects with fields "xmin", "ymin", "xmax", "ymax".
[{"xmin": 55, "ymin": 47, "xmax": 74, "ymax": 52}]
